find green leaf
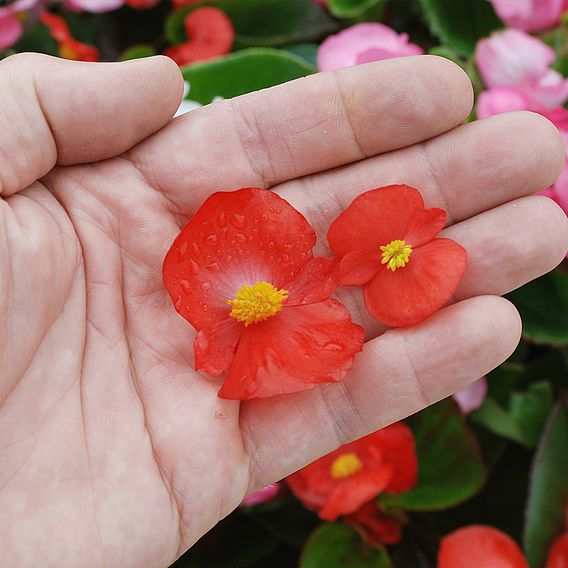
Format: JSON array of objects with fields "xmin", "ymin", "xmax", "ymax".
[
  {"xmin": 165, "ymin": 0, "xmax": 338, "ymax": 47},
  {"xmin": 418, "ymin": 0, "xmax": 503, "ymax": 57},
  {"xmin": 390, "ymin": 399, "xmax": 486, "ymax": 510},
  {"xmin": 327, "ymin": 0, "xmax": 386, "ymax": 21},
  {"xmin": 119, "ymin": 44, "xmax": 157, "ymax": 61},
  {"xmin": 281, "ymin": 43, "xmax": 319, "ymax": 67},
  {"xmin": 524, "ymin": 401, "xmax": 568, "ymax": 568},
  {"xmin": 301, "ymin": 524, "xmax": 390, "ymax": 568},
  {"xmin": 471, "ymin": 382, "xmax": 553, "ymax": 448},
  {"xmin": 12, "ymin": 22, "xmax": 58, "ymax": 57},
  {"xmin": 181, "ymin": 48, "xmax": 315, "ymax": 104},
  {"xmin": 508, "ymin": 269, "xmax": 568, "ymax": 346}
]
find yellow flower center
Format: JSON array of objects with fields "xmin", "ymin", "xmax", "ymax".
[
  {"xmin": 226, "ymin": 281, "xmax": 288, "ymax": 326},
  {"xmin": 330, "ymin": 453, "xmax": 363, "ymax": 479},
  {"xmin": 380, "ymin": 239, "xmax": 413, "ymax": 271}
]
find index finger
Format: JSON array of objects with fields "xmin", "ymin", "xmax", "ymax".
[{"xmin": 129, "ymin": 56, "xmax": 473, "ymax": 211}]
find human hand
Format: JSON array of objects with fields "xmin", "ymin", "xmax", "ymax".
[{"xmin": 0, "ymin": 53, "xmax": 566, "ymax": 567}]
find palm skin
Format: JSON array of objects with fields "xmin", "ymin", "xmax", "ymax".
[{"xmin": 0, "ymin": 54, "xmax": 567, "ymax": 567}]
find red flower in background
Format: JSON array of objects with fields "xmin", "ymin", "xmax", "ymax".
[
  {"xmin": 547, "ymin": 533, "xmax": 568, "ymax": 568},
  {"xmin": 164, "ymin": 7, "xmax": 234, "ymax": 67},
  {"xmin": 327, "ymin": 185, "xmax": 467, "ymax": 327},
  {"xmin": 287, "ymin": 423, "xmax": 418, "ymax": 521},
  {"xmin": 40, "ymin": 12, "xmax": 99, "ymax": 61},
  {"xmin": 125, "ymin": 0, "xmax": 160, "ymax": 8},
  {"xmin": 345, "ymin": 501, "xmax": 404, "ymax": 545},
  {"xmin": 438, "ymin": 526, "xmax": 529, "ymax": 568},
  {"xmin": 162, "ymin": 188, "xmax": 364, "ymax": 400}
]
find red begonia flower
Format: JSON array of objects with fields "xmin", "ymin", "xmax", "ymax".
[
  {"xmin": 547, "ymin": 533, "xmax": 568, "ymax": 568},
  {"xmin": 438, "ymin": 526, "xmax": 529, "ymax": 568},
  {"xmin": 40, "ymin": 12, "xmax": 99, "ymax": 61},
  {"xmin": 164, "ymin": 7, "xmax": 234, "ymax": 67},
  {"xmin": 344, "ymin": 501, "xmax": 403, "ymax": 545},
  {"xmin": 163, "ymin": 188, "xmax": 364, "ymax": 400},
  {"xmin": 286, "ymin": 423, "xmax": 418, "ymax": 521},
  {"xmin": 327, "ymin": 185, "xmax": 467, "ymax": 327}
]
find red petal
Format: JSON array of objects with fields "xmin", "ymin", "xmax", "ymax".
[
  {"xmin": 344, "ymin": 502, "xmax": 403, "ymax": 546},
  {"xmin": 438, "ymin": 526, "xmax": 529, "ymax": 568},
  {"xmin": 217, "ymin": 300, "xmax": 364, "ymax": 400},
  {"xmin": 403, "ymin": 208, "xmax": 447, "ymax": 247},
  {"xmin": 184, "ymin": 7, "xmax": 234, "ymax": 53},
  {"xmin": 40, "ymin": 12, "xmax": 71, "ymax": 42},
  {"xmin": 547, "ymin": 533, "xmax": 568, "ymax": 568},
  {"xmin": 319, "ymin": 466, "xmax": 393, "ymax": 521},
  {"xmin": 194, "ymin": 317, "xmax": 242, "ymax": 376},
  {"xmin": 364, "ymin": 238, "xmax": 467, "ymax": 327},
  {"xmin": 327, "ymin": 185, "xmax": 424, "ymax": 257},
  {"xmin": 163, "ymin": 188, "xmax": 316, "ymax": 331},
  {"xmin": 339, "ymin": 249, "xmax": 380, "ymax": 286},
  {"xmin": 370, "ymin": 423, "xmax": 418, "ymax": 493},
  {"xmin": 286, "ymin": 257, "xmax": 340, "ymax": 306}
]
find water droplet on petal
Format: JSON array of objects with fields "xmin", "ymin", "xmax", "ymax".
[
  {"xmin": 179, "ymin": 242, "xmax": 189, "ymax": 258},
  {"xmin": 188, "ymin": 259, "xmax": 199, "ymax": 274},
  {"xmin": 217, "ymin": 212, "xmax": 227, "ymax": 227},
  {"xmin": 235, "ymin": 233, "xmax": 246, "ymax": 244},
  {"xmin": 191, "ymin": 242, "xmax": 200, "ymax": 255},
  {"xmin": 202, "ymin": 282, "xmax": 211, "ymax": 291},
  {"xmin": 261, "ymin": 213, "xmax": 269, "ymax": 222},
  {"xmin": 180, "ymin": 279, "xmax": 191, "ymax": 294},
  {"xmin": 268, "ymin": 241, "xmax": 276, "ymax": 250},
  {"xmin": 283, "ymin": 243, "xmax": 294, "ymax": 251},
  {"xmin": 174, "ymin": 295, "xmax": 182, "ymax": 310},
  {"xmin": 282, "ymin": 254, "xmax": 289, "ymax": 262},
  {"xmin": 205, "ymin": 234, "xmax": 218, "ymax": 246},
  {"xmin": 324, "ymin": 342, "xmax": 343, "ymax": 352},
  {"xmin": 230, "ymin": 213, "xmax": 246, "ymax": 229},
  {"xmin": 206, "ymin": 261, "xmax": 221, "ymax": 272},
  {"xmin": 202, "ymin": 304, "xmax": 209, "ymax": 312}
]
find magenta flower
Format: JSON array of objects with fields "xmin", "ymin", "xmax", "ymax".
[
  {"xmin": 317, "ymin": 23, "xmax": 423, "ymax": 72},
  {"xmin": 453, "ymin": 378, "xmax": 488, "ymax": 415},
  {"xmin": 240, "ymin": 483, "xmax": 281, "ymax": 507},
  {"xmin": 489, "ymin": 0, "xmax": 566, "ymax": 32},
  {"xmin": 0, "ymin": 0, "xmax": 40, "ymax": 51},
  {"xmin": 475, "ymin": 30, "xmax": 568, "ymax": 111},
  {"xmin": 476, "ymin": 87, "xmax": 531, "ymax": 120}
]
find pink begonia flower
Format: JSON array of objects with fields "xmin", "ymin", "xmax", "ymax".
[
  {"xmin": 240, "ymin": 483, "xmax": 280, "ymax": 507},
  {"xmin": 475, "ymin": 29, "xmax": 568, "ymax": 110},
  {"xmin": 0, "ymin": 0, "xmax": 40, "ymax": 50},
  {"xmin": 317, "ymin": 23, "xmax": 423, "ymax": 72},
  {"xmin": 66, "ymin": 0, "xmax": 124, "ymax": 13},
  {"xmin": 453, "ymin": 378, "xmax": 488, "ymax": 415},
  {"xmin": 489, "ymin": 0, "xmax": 566, "ymax": 32},
  {"xmin": 476, "ymin": 86, "xmax": 531, "ymax": 119}
]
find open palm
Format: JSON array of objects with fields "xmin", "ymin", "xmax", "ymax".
[{"xmin": 1, "ymin": 54, "xmax": 566, "ymax": 567}]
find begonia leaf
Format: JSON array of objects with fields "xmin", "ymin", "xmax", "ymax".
[
  {"xmin": 165, "ymin": 0, "xmax": 338, "ymax": 47},
  {"xmin": 524, "ymin": 401, "xmax": 568, "ymax": 568},
  {"xmin": 300, "ymin": 523, "xmax": 390, "ymax": 568},
  {"xmin": 508, "ymin": 269, "xmax": 568, "ymax": 346},
  {"xmin": 418, "ymin": 0, "xmax": 502, "ymax": 57},
  {"xmin": 181, "ymin": 48, "xmax": 315, "ymax": 104},
  {"xmin": 327, "ymin": 0, "xmax": 386, "ymax": 21},
  {"xmin": 389, "ymin": 399, "xmax": 486, "ymax": 510}
]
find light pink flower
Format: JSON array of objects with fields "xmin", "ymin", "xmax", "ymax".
[
  {"xmin": 489, "ymin": 0, "xmax": 566, "ymax": 32},
  {"xmin": 476, "ymin": 86, "xmax": 531, "ymax": 119},
  {"xmin": 453, "ymin": 378, "xmax": 488, "ymax": 415},
  {"xmin": 240, "ymin": 483, "xmax": 280, "ymax": 507},
  {"xmin": 0, "ymin": 0, "xmax": 40, "ymax": 50},
  {"xmin": 475, "ymin": 29, "xmax": 568, "ymax": 110},
  {"xmin": 66, "ymin": 0, "xmax": 124, "ymax": 13},
  {"xmin": 317, "ymin": 23, "xmax": 423, "ymax": 72}
]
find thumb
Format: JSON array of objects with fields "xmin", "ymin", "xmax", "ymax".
[{"xmin": 0, "ymin": 53, "xmax": 183, "ymax": 196}]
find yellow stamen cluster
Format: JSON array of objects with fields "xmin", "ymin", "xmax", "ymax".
[
  {"xmin": 226, "ymin": 281, "xmax": 288, "ymax": 326},
  {"xmin": 380, "ymin": 239, "xmax": 413, "ymax": 271},
  {"xmin": 330, "ymin": 453, "xmax": 363, "ymax": 479}
]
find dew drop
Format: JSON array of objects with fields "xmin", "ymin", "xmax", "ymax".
[
  {"xmin": 179, "ymin": 241, "xmax": 189, "ymax": 258},
  {"xmin": 283, "ymin": 243, "xmax": 294, "ymax": 251},
  {"xmin": 188, "ymin": 259, "xmax": 199, "ymax": 274},
  {"xmin": 191, "ymin": 242, "xmax": 200, "ymax": 255},
  {"xmin": 206, "ymin": 261, "xmax": 221, "ymax": 272},
  {"xmin": 180, "ymin": 279, "xmax": 191, "ymax": 294},
  {"xmin": 217, "ymin": 211, "xmax": 227, "ymax": 227},
  {"xmin": 202, "ymin": 304, "xmax": 209, "ymax": 312},
  {"xmin": 261, "ymin": 213, "xmax": 269, "ymax": 222},
  {"xmin": 174, "ymin": 295, "xmax": 182, "ymax": 310},
  {"xmin": 204, "ymin": 234, "xmax": 218, "ymax": 246},
  {"xmin": 230, "ymin": 213, "xmax": 246, "ymax": 229},
  {"xmin": 268, "ymin": 241, "xmax": 276, "ymax": 250},
  {"xmin": 324, "ymin": 342, "xmax": 343, "ymax": 352},
  {"xmin": 282, "ymin": 254, "xmax": 289, "ymax": 262},
  {"xmin": 235, "ymin": 233, "xmax": 247, "ymax": 244},
  {"xmin": 202, "ymin": 282, "xmax": 211, "ymax": 291}
]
